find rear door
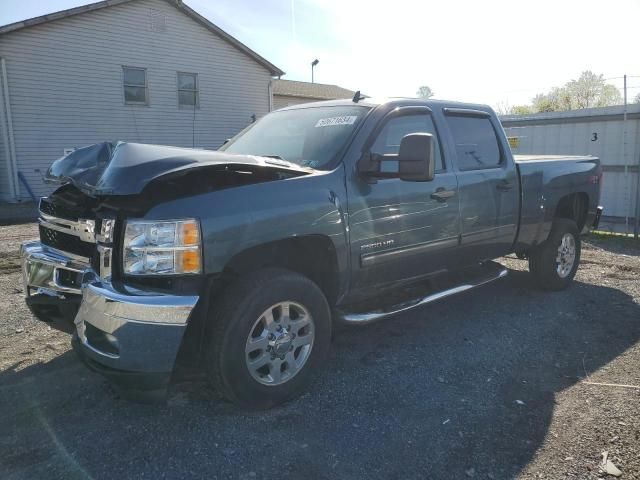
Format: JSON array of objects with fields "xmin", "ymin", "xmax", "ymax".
[
  {"xmin": 443, "ymin": 109, "xmax": 518, "ymax": 263},
  {"xmin": 347, "ymin": 107, "xmax": 460, "ymax": 291}
]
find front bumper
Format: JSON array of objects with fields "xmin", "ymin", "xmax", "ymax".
[{"xmin": 21, "ymin": 240, "xmax": 199, "ymax": 374}]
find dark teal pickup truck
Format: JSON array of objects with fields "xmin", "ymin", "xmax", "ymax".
[{"xmin": 21, "ymin": 97, "xmax": 602, "ymax": 408}]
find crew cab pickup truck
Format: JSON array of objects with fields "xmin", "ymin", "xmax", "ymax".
[{"xmin": 21, "ymin": 97, "xmax": 603, "ymax": 408}]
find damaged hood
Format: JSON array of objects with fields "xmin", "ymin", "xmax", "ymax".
[{"xmin": 45, "ymin": 141, "xmax": 313, "ymax": 196}]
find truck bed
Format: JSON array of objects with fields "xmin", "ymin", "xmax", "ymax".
[{"xmin": 514, "ymin": 154, "xmax": 601, "ymax": 250}]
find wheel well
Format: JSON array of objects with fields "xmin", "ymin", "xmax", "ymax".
[
  {"xmin": 554, "ymin": 192, "xmax": 589, "ymax": 230},
  {"xmin": 223, "ymin": 236, "xmax": 340, "ymax": 306}
]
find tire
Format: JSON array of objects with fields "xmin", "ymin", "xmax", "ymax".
[
  {"xmin": 205, "ymin": 268, "xmax": 331, "ymax": 409},
  {"xmin": 528, "ymin": 218, "xmax": 581, "ymax": 290}
]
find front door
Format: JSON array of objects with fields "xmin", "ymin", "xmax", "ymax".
[{"xmin": 347, "ymin": 110, "xmax": 460, "ymax": 292}]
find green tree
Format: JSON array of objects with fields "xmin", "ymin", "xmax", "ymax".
[
  {"xmin": 495, "ymin": 102, "xmax": 533, "ymax": 116},
  {"xmin": 532, "ymin": 87, "xmax": 572, "ymax": 112},
  {"xmin": 510, "ymin": 105, "xmax": 533, "ymax": 115},
  {"xmin": 530, "ymin": 71, "xmax": 622, "ymax": 112},
  {"xmin": 416, "ymin": 86, "xmax": 434, "ymax": 98},
  {"xmin": 564, "ymin": 71, "xmax": 621, "ymax": 108}
]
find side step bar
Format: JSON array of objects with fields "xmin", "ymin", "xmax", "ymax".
[{"xmin": 338, "ymin": 261, "xmax": 508, "ymax": 324}]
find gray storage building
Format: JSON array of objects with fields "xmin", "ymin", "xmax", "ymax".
[
  {"xmin": 501, "ymin": 104, "xmax": 640, "ymax": 233},
  {"xmin": 0, "ymin": 0, "xmax": 283, "ymax": 202},
  {"xmin": 272, "ymin": 79, "xmax": 354, "ymax": 110}
]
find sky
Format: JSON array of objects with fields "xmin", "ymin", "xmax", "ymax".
[{"xmin": 1, "ymin": 0, "xmax": 639, "ymax": 108}]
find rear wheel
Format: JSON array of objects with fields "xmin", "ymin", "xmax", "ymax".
[
  {"xmin": 528, "ymin": 218, "xmax": 581, "ymax": 290},
  {"xmin": 206, "ymin": 268, "xmax": 331, "ymax": 409}
]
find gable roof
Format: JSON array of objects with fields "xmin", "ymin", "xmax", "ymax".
[
  {"xmin": 0, "ymin": 0, "xmax": 284, "ymax": 76},
  {"xmin": 272, "ymin": 79, "xmax": 355, "ymax": 100}
]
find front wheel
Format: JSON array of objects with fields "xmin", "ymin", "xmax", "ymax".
[
  {"xmin": 528, "ymin": 218, "xmax": 581, "ymax": 290},
  {"xmin": 205, "ymin": 268, "xmax": 331, "ymax": 409}
]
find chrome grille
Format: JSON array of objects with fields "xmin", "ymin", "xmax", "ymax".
[
  {"xmin": 39, "ymin": 224, "xmax": 96, "ymax": 259},
  {"xmin": 39, "ymin": 197, "xmax": 81, "ymax": 222},
  {"xmin": 38, "ymin": 197, "xmax": 97, "ymax": 262}
]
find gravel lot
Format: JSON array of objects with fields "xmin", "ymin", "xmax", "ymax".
[{"xmin": 1, "ymin": 222, "xmax": 639, "ymax": 480}]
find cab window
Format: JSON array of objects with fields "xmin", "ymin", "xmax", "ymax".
[
  {"xmin": 446, "ymin": 115, "xmax": 502, "ymax": 170},
  {"xmin": 371, "ymin": 114, "xmax": 445, "ymax": 171}
]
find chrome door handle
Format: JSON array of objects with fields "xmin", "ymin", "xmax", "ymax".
[{"xmin": 431, "ymin": 189, "xmax": 456, "ymax": 202}]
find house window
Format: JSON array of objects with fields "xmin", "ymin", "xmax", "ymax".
[
  {"xmin": 123, "ymin": 67, "xmax": 148, "ymax": 104},
  {"xmin": 178, "ymin": 72, "xmax": 198, "ymax": 107}
]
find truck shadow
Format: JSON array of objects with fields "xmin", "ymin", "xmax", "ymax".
[{"xmin": 1, "ymin": 269, "xmax": 639, "ymax": 479}]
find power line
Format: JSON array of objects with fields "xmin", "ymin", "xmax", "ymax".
[{"xmin": 604, "ymin": 74, "xmax": 640, "ymax": 81}]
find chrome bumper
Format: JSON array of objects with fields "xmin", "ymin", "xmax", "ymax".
[
  {"xmin": 21, "ymin": 240, "xmax": 86, "ymax": 297},
  {"xmin": 21, "ymin": 240, "xmax": 199, "ymax": 373}
]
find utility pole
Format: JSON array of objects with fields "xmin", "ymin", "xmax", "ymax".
[
  {"xmin": 311, "ymin": 59, "xmax": 319, "ymax": 83},
  {"xmin": 634, "ymin": 82, "xmax": 640, "ymax": 236},
  {"xmin": 635, "ymin": 147, "xmax": 640, "ymax": 238},
  {"xmin": 622, "ymin": 75, "xmax": 629, "ymax": 234}
]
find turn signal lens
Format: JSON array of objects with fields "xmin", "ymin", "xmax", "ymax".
[
  {"xmin": 180, "ymin": 221, "xmax": 200, "ymax": 246},
  {"xmin": 178, "ymin": 249, "xmax": 201, "ymax": 274}
]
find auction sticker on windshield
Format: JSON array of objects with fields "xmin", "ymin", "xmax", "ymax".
[{"xmin": 315, "ymin": 116, "xmax": 358, "ymax": 128}]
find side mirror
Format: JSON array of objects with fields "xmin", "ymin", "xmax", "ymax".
[{"xmin": 397, "ymin": 133, "xmax": 434, "ymax": 182}]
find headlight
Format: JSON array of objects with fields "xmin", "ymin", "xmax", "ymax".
[{"xmin": 123, "ymin": 219, "xmax": 202, "ymax": 275}]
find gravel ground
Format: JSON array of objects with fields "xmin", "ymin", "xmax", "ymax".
[{"xmin": 1, "ymin": 222, "xmax": 639, "ymax": 480}]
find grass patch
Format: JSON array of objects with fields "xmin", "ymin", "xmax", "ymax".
[{"xmin": 587, "ymin": 231, "xmax": 640, "ymax": 251}]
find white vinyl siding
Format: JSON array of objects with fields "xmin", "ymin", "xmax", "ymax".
[
  {"xmin": 0, "ymin": 69, "xmax": 15, "ymax": 201},
  {"xmin": 0, "ymin": 0, "xmax": 272, "ymax": 201}
]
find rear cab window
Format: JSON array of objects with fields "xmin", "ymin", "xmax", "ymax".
[{"xmin": 445, "ymin": 115, "xmax": 502, "ymax": 171}]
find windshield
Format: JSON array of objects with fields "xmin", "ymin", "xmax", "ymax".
[{"xmin": 221, "ymin": 105, "xmax": 369, "ymax": 169}]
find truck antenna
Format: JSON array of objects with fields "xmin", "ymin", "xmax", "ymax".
[{"xmin": 352, "ymin": 90, "xmax": 368, "ymax": 103}]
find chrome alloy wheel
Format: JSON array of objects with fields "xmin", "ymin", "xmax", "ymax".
[
  {"xmin": 555, "ymin": 233, "xmax": 576, "ymax": 278},
  {"xmin": 245, "ymin": 301, "xmax": 315, "ymax": 386}
]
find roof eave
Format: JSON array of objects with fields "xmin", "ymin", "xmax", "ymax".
[
  {"xmin": 0, "ymin": 0, "xmax": 285, "ymax": 77},
  {"xmin": 174, "ymin": 1, "xmax": 284, "ymax": 76},
  {"xmin": 0, "ymin": 0, "xmax": 134, "ymax": 35},
  {"xmin": 273, "ymin": 93, "xmax": 347, "ymax": 101}
]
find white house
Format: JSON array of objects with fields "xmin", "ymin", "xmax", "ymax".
[{"xmin": 0, "ymin": 0, "xmax": 284, "ymax": 202}]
